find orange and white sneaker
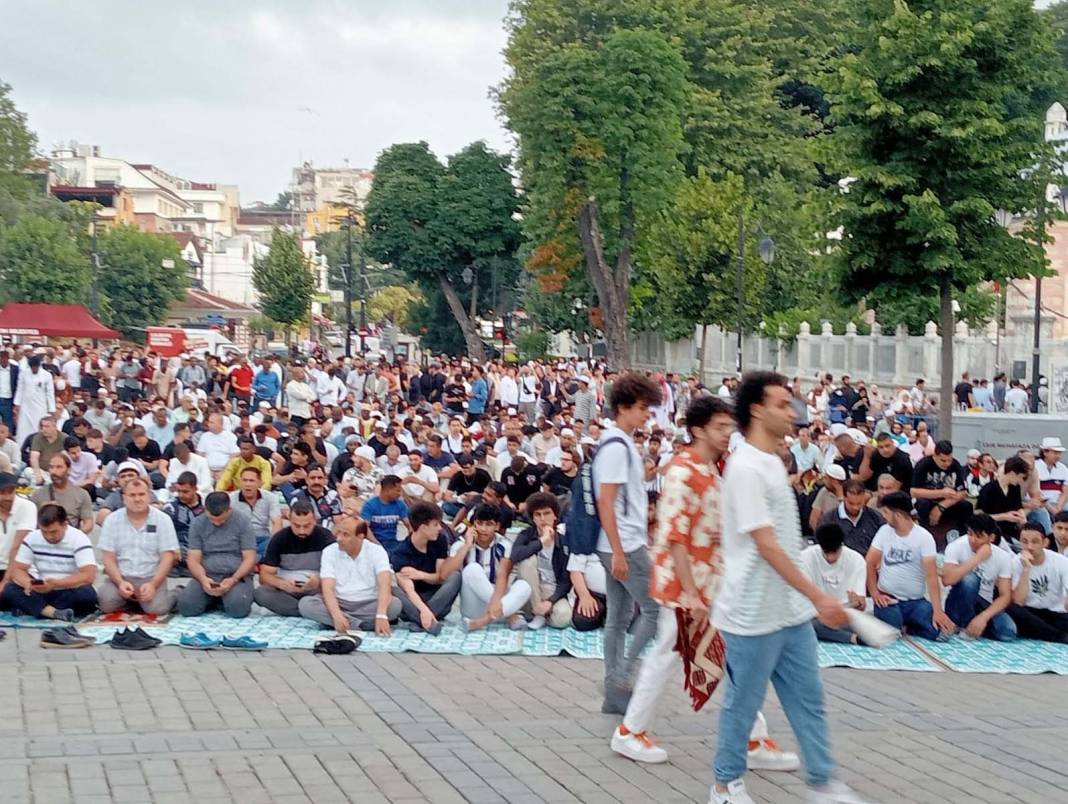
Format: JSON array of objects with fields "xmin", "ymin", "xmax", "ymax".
[
  {"xmin": 746, "ymin": 736, "xmax": 801, "ymax": 771},
  {"xmin": 610, "ymin": 725, "xmax": 668, "ymax": 764}
]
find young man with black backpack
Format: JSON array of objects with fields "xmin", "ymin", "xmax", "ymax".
[{"xmin": 590, "ymin": 373, "xmax": 663, "ymax": 715}]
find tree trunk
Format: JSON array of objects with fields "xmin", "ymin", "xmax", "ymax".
[
  {"xmin": 577, "ymin": 198, "xmax": 631, "ymax": 369},
  {"xmin": 439, "ymin": 276, "xmax": 485, "ymax": 361},
  {"xmin": 698, "ymin": 323, "xmax": 709, "ymax": 387},
  {"xmin": 939, "ymin": 275, "xmax": 954, "ymax": 441}
]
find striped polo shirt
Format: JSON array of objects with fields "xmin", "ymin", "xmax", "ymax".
[{"xmin": 15, "ymin": 526, "xmax": 95, "ymax": 580}]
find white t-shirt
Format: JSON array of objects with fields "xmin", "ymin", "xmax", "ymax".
[
  {"xmin": 593, "ymin": 427, "xmax": 648, "ymax": 554},
  {"xmin": 61, "ymin": 358, "xmax": 82, "ymax": 388},
  {"xmin": 566, "ymin": 552, "xmax": 607, "ymax": 595},
  {"xmin": 800, "ymin": 544, "xmax": 865, "ymax": 603},
  {"xmin": 0, "ymin": 496, "xmax": 38, "ymax": 570},
  {"xmin": 197, "ymin": 430, "xmax": 239, "ymax": 471},
  {"xmin": 944, "ymin": 537, "xmax": 1013, "ymax": 603},
  {"xmin": 450, "ymin": 534, "xmax": 512, "ymax": 575},
  {"xmin": 713, "ymin": 440, "xmax": 816, "ymax": 636},
  {"xmin": 1035, "ymin": 460, "xmax": 1068, "ymax": 506},
  {"xmin": 319, "ymin": 541, "xmax": 389, "ymax": 602},
  {"xmin": 402, "ymin": 464, "xmax": 438, "ymax": 499},
  {"xmin": 870, "ymin": 523, "xmax": 936, "ymax": 601},
  {"xmin": 1011, "ymin": 550, "xmax": 1068, "ymax": 612},
  {"xmin": 15, "ymin": 526, "xmax": 95, "ymax": 580}
]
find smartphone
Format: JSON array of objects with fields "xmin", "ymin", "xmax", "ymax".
[
  {"xmin": 293, "ymin": 580, "xmax": 304, "ymax": 588},
  {"xmin": 31, "ymin": 578, "xmax": 45, "ymax": 586}
]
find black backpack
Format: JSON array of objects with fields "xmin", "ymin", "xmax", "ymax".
[{"xmin": 564, "ymin": 436, "xmax": 631, "ymax": 555}]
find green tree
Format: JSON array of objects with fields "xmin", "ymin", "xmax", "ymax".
[
  {"xmin": 826, "ymin": 0, "xmax": 1064, "ymax": 438},
  {"xmin": 368, "ymin": 284, "xmax": 424, "ymax": 329},
  {"xmin": 0, "ymin": 79, "xmax": 35, "ymax": 197},
  {"xmin": 252, "ymin": 228, "xmax": 316, "ymax": 337},
  {"xmin": 96, "ymin": 225, "xmax": 189, "ymax": 339},
  {"xmin": 364, "ymin": 141, "xmax": 520, "ymax": 360},
  {"xmin": 0, "ymin": 214, "xmax": 91, "ymax": 303}
]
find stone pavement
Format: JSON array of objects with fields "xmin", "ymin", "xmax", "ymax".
[{"xmin": 1, "ymin": 627, "xmax": 1066, "ymax": 804}]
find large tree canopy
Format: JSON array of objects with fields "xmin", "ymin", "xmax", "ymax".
[{"xmin": 364, "ymin": 140, "xmax": 520, "ymax": 359}]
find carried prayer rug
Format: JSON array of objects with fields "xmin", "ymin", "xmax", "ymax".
[
  {"xmin": 912, "ymin": 635, "xmax": 1068, "ymax": 674},
  {"xmin": 0, "ymin": 612, "xmax": 92, "ymax": 630},
  {"xmin": 817, "ymin": 639, "xmax": 940, "ymax": 672}
]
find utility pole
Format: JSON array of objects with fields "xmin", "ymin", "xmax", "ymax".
[
  {"xmin": 735, "ymin": 206, "xmax": 745, "ymax": 376},
  {"xmin": 343, "ymin": 215, "xmax": 354, "ymax": 358},
  {"xmin": 1031, "ymin": 199, "xmax": 1046, "ymax": 413},
  {"xmin": 90, "ymin": 216, "xmax": 101, "ymax": 317},
  {"xmin": 358, "ymin": 241, "xmax": 368, "ymax": 353}
]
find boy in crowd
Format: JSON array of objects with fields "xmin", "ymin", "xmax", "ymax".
[
  {"xmin": 0, "ymin": 503, "xmax": 97, "ymax": 620},
  {"xmin": 1007, "ymin": 522, "xmax": 1068, "ymax": 642},
  {"xmin": 595, "ymin": 373, "xmax": 663, "ymax": 715},
  {"xmin": 391, "ymin": 502, "xmax": 462, "ymax": 634},
  {"xmin": 499, "ymin": 492, "xmax": 573, "ymax": 630},
  {"xmin": 253, "ymin": 500, "xmax": 335, "ymax": 616},
  {"xmin": 975, "ymin": 455, "xmax": 1030, "ymax": 547},
  {"xmin": 360, "ymin": 476, "xmax": 410, "ymax": 556},
  {"xmin": 866, "ymin": 491, "xmax": 954, "ymax": 640},
  {"xmin": 801, "ymin": 523, "xmax": 868, "ymax": 644},
  {"xmin": 455, "ymin": 503, "xmax": 531, "ymax": 631},
  {"xmin": 1055, "ymin": 511, "xmax": 1068, "ymax": 555},
  {"xmin": 911, "ymin": 440, "xmax": 972, "ymax": 541},
  {"xmin": 941, "ymin": 513, "xmax": 1016, "ymax": 641}
]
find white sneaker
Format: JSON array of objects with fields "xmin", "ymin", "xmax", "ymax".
[
  {"xmin": 528, "ymin": 614, "xmax": 547, "ymax": 630},
  {"xmin": 807, "ymin": 780, "xmax": 873, "ymax": 804},
  {"xmin": 610, "ymin": 726, "xmax": 668, "ymax": 764},
  {"xmin": 709, "ymin": 779, "xmax": 755, "ymax": 804},
  {"xmin": 747, "ymin": 737, "xmax": 801, "ymax": 772}
]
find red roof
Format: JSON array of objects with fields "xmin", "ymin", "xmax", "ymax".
[{"xmin": 0, "ymin": 304, "xmax": 119, "ymax": 338}]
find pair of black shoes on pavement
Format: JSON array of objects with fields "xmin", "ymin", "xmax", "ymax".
[
  {"xmin": 110, "ymin": 627, "xmax": 162, "ymax": 651},
  {"xmin": 41, "ymin": 625, "xmax": 95, "ymax": 649}
]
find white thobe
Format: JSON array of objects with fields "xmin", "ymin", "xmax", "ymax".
[{"xmin": 14, "ymin": 368, "xmax": 56, "ymax": 444}]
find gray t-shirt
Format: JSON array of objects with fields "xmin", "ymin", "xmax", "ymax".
[
  {"xmin": 593, "ymin": 426, "xmax": 647, "ymax": 554},
  {"xmin": 186, "ymin": 507, "xmax": 255, "ymax": 579},
  {"xmin": 32, "ymin": 483, "xmax": 93, "ymax": 529}
]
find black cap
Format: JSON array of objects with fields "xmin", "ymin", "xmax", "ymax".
[
  {"xmin": 205, "ymin": 491, "xmax": 231, "ymax": 516},
  {"xmin": 0, "ymin": 472, "xmax": 17, "ymax": 489}
]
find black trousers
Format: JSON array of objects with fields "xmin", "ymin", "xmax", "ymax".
[{"xmin": 1006, "ymin": 604, "xmax": 1068, "ymax": 643}]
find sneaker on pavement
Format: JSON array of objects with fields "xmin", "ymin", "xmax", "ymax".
[
  {"xmin": 807, "ymin": 780, "xmax": 873, "ymax": 804},
  {"xmin": 709, "ymin": 779, "xmax": 755, "ymax": 804},
  {"xmin": 747, "ymin": 737, "xmax": 801, "ymax": 771},
  {"xmin": 610, "ymin": 726, "xmax": 668, "ymax": 764}
]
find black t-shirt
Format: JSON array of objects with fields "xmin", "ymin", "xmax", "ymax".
[
  {"xmin": 977, "ymin": 479, "xmax": 1023, "ymax": 516},
  {"xmin": 912, "ymin": 456, "xmax": 965, "ymax": 492},
  {"xmin": 262, "ymin": 525, "xmax": 336, "ymax": 576},
  {"xmin": 501, "ymin": 465, "xmax": 543, "ymax": 506},
  {"xmin": 835, "ymin": 450, "xmax": 864, "ymax": 478},
  {"xmin": 89, "ymin": 443, "xmax": 121, "ymax": 466},
  {"xmin": 389, "ymin": 533, "xmax": 449, "ymax": 594},
  {"xmin": 448, "ymin": 468, "xmax": 491, "ymax": 497},
  {"xmin": 127, "ymin": 439, "xmax": 162, "ymax": 464},
  {"xmin": 444, "ymin": 383, "xmax": 466, "ymax": 414},
  {"xmin": 866, "ymin": 448, "xmax": 913, "ymax": 492},
  {"xmin": 954, "ymin": 382, "xmax": 973, "ymax": 406},
  {"xmin": 544, "ymin": 467, "xmax": 577, "ymax": 496}
]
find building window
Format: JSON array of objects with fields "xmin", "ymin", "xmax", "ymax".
[{"xmin": 193, "ymin": 202, "xmax": 203, "ymax": 214}]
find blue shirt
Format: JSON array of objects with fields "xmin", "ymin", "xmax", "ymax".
[
  {"xmin": 145, "ymin": 421, "xmax": 175, "ymax": 450},
  {"xmin": 360, "ymin": 496, "xmax": 409, "ymax": 552},
  {"xmin": 253, "ymin": 370, "xmax": 280, "ymax": 401},
  {"xmin": 469, "ymin": 378, "xmax": 488, "ymax": 415}
]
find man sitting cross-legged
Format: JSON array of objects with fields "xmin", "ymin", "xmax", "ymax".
[
  {"xmin": 801, "ymin": 523, "xmax": 868, "ymax": 644},
  {"xmin": 98, "ymin": 476, "xmax": 179, "ymax": 615},
  {"xmin": 942, "ymin": 513, "xmax": 1017, "ymax": 641},
  {"xmin": 455, "ymin": 503, "xmax": 531, "ymax": 631},
  {"xmin": 298, "ymin": 516, "xmax": 402, "ymax": 635},
  {"xmin": 1006, "ymin": 522, "xmax": 1068, "ymax": 643},
  {"xmin": 253, "ymin": 499, "xmax": 335, "ymax": 616},
  {"xmin": 176, "ymin": 492, "xmax": 257, "ymax": 618},
  {"xmin": 867, "ymin": 491, "xmax": 955, "ymax": 640},
  {"xmin": 504, "ymin": 491, "xmax": 574, "ymax": 630},
  {"xmin": 0, "ymin": 503, "xmax": 97, "ymax": 621},
  {"xmin": 390, "ymin": 502, "xmax": 462, "ymax": 634}
]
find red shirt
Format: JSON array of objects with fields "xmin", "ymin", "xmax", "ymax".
[{"xmin": 229, "ymin": 365, "xmax": 254, "ymax": 395}]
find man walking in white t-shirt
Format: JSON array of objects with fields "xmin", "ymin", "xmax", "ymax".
[
  {"xmin": 595, "ymin": 373, "xmax": 663, "ymax": 715},
  {"xmin": 711, "ymin": 371, "xmax": 866, "ymax": 804}
]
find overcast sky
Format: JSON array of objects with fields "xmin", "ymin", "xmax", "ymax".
[{"xmin": 2, "ymin": 0, "xmax": 512, "ymax": 204}]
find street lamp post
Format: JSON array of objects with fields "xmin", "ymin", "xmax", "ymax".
[
  {"xmin": 994, "ymin": 209, "xmax": 1014, "ymax": 374},
  {"xmin": 343, "ymin": 215, "xmax": 355, "ymax": 358},
  {"xmin": 735, "ymin": 207, "xmax": 776, "ymax": 375}
]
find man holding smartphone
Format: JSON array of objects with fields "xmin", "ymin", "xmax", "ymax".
[
  {"xmin": 254, "ymin": 500, "xmax": 335, "ymax": 616},
  {"xmin": 176, "ymin": 492, "xmax": 257, "ymax": 618}
]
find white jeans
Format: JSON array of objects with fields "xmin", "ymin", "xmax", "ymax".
[
  {"xmin": 623, "ymin": 606, "xmax": 768, "ymax": 741},
  {"xmin": 460, "ymin": 563, "xmax": 531, "ymax": 620}
]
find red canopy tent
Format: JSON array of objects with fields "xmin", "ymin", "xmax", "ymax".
[{"xmin": 0, "ymin": 303, "xmax": 119, "ymax": 339}]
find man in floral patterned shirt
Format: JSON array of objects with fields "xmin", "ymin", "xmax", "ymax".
[{"xmin": 609, "ymin": 395, "xmax": 798, "ymax": 772}]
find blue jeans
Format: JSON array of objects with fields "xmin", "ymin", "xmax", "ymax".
[
  {"xmin": 714, "ymin": 623, "xmax": 834, "ymax": 787},
  {"xmin": 255, "ymin": 535, "xmax": 270, "ymax": 560},
  {"xmin": 1028, "ymin": 507, "xmax": 1053, "ymax": 535},
  {"xmin": 0, "ymin": 398, "xmax": 12, "ymax": 432},
  {"xmin": 874, "ymin": 597, "xmax": 941, "ymax": 640},
  {"xmin": 944, "ymin": 573, "xmax": 1017, "ymax": 641}
]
